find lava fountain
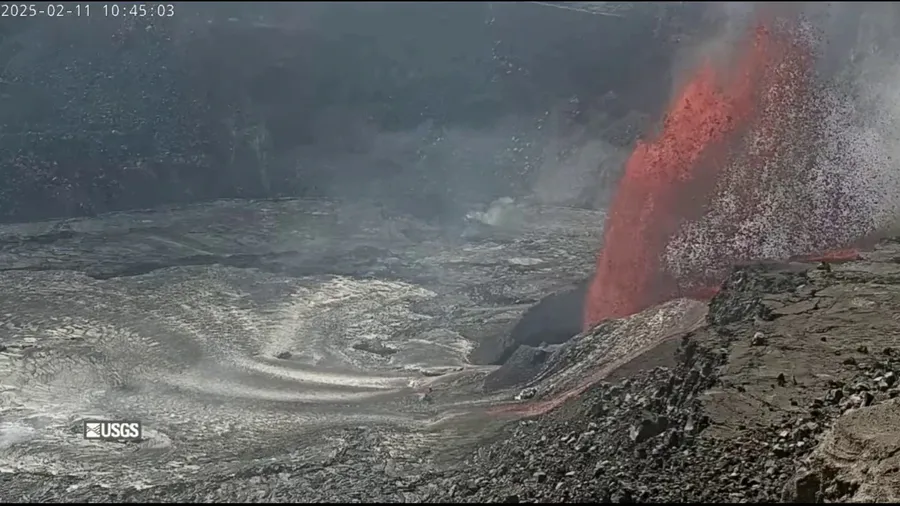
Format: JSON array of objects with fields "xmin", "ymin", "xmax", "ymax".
[{"xmin": 584, "ymin": 20, "xmax": 862, "ymax": 330}]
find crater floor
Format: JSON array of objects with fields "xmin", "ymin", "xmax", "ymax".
[{"xmin": 0, "ymin": 197, "xmax": 604, "ymax": 500}]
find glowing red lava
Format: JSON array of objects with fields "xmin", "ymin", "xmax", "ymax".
[{"xmin": 584, "ymin": 21, "xmax": 860, "ymax": 330}]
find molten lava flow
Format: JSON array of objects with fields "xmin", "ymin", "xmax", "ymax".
[{"xmin": 584, "ymin": 22, "xmax": 860, "ymax": 330}]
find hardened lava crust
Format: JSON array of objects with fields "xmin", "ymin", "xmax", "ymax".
[
  {"xmin": 0, "ymin": 197, "xmax": 600, "ymax": 502},
  {"xmin": 3, "ymin": 197, "xmax": 900, "ymax": 502}
]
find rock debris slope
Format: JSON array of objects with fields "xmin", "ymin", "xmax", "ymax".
[{"xmin": 435, "ymin": 238, "xmax": 900, "ymax": 503}]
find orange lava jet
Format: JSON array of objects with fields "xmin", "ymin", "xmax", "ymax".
[{"xmin": 584, "ymin": 21, "xmax": 860, "ymax": 330}]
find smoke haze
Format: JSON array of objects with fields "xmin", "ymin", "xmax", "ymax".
[{"xmin": 0, "ymin": 2, "xmax": 686, "ymax": 224}]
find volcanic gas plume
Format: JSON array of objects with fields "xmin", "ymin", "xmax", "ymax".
[{"xmin": 584, "ymin": 20, "xmax": 866, "ymax": 330}]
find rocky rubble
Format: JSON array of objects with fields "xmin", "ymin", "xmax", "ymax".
[
  {"xmin": 437, "ymin": 337, "xmax": 726, "ymax": 503},
  {"xmin": 431, "ymin": 240, "xmax": 900, "ymax": 503},
  {"xmin": 782, "ymin": 349, "xmax": 900, "ymax": 502}
]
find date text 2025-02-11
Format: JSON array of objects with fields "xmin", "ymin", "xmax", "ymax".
[{"xmin": 0, "ymin": 3, "xmax": 175, "ymax": 18}]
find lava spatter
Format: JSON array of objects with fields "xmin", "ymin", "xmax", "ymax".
[{"xmin": 584, "ymin": 21, "xmax": 858, "ymax": 330}]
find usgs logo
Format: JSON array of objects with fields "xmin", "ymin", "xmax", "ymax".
[{"xmin": 83, "ymin": 420, "xmax": 143, "ymax": 441}]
